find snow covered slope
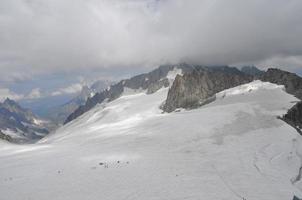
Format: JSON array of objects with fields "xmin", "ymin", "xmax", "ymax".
[{"xmin": 1, "ymin": 81, "xmax": 302, "ymax": 200}]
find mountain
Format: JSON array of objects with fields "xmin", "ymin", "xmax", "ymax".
[
  {"xmin": 163, "ymin": 67, "xmax": 302, "ymax": 113},
  {"xmin": 260, "ymin": 68, "xmax": 302, "ymax": 99},
  {"xmin": 241, "ymin": 66, "xmax": 265, "ymax": 76},
  {"xmin": 163, "ymin": 67, "xmax": 253, "ymax": 112},
  {"xmin": 46, "ymin": 80, "xmax": 112, "ymax": 124},
  {"xmin": 64, "ymin": 64, "xmax": 255, "ymax": 124},
  {"xmin": 46, "ymin": 86, "xmax": 94, "ymax": 124},
  {"xmin": 0, "ymin": 98, "xmax": 50, "ymax": 143},
  {"xmin": 64, "ymin": 64, "xmax": 194, "ymax": 124},
  {"xmin": 90, "ymin": 80, "xmax": 112, "ymax": 92},
  {"xmin": 1, "ymin": 79, "xmax": 302, "ymax": 199}
]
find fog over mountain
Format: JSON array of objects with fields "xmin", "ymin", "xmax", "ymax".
[{"xmin": 0, "ymin": 0, "xmax": 302, "ymax": 84}]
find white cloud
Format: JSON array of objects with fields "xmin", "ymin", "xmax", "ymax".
[
  {"xmin": 0, "ymin": 88, "xmax": 24, "ymax": 102},
  {"xmin": 0, "ymin": 0, "xmax": 302, "ymax": 80},
  {"xmin": 51, "ymin": 83, "xmax": 83, "ymax": 96},
  {"xmin": 25, "ymin": 88, "xmax": 42, "ymax": 99}
]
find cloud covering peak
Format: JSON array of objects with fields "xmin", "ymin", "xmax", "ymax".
[{"xmin": 1, "ymin": 0, "xmax": 302, "ymax": 81}]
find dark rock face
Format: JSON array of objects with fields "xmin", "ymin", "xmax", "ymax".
[
  {"xmin": 163, "ymin": 68, "xmax": 253, "ymax": 112},
  {"xmin": 0, "ymin": 130, "xmax": 12, "ymax": 142},
  {"xmin": 65, "ymin": 65, "xmax": 302, "ymax": 125},
  {"xmin": 146, "ymin": 78, "xmax": 170, "ymax": 94},
  {"xmin": 261, "ymin": 68, "xmax": 302, "ymax": 100},
  {"xmin": 64, "ymin": 64, "xmax": 195, "ymax": 124},
  {"xmin": 0, "ymin": 98, "xmax": 49, "ymax": 142},
  {"xmin": 282, "ymin": 101, "xmax": 302, "ymax": 134},
  {"xmin": 241, "ymin": 66, "xmax": 265, "ymax": 76},
  {"xmin": 47, "ymin": 80, "xmax": 112, "ymax": 125},
  {"xmin": 293, "ymin": 196, "xmax": 302, "ymax": 200}
]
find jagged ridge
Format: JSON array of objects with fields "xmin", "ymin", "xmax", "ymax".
[
  {"xmin": 163, "ymin": 67, "xmax": 253, "ymax": 112},
  {"xmin": 0, "ymin": 98, "xmax": 49, "ymax": 142},
  {"xmin": 260, "ymin": 68, "xmax": 302, "ymax": 99},
  {"xmin": 64, "ymin": 64, "xmax": 194, "ymax": 124}
]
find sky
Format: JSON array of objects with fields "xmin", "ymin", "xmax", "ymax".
[{"xmin": 0, "ymin": 0, "xmax": 302, "ymax": 102}]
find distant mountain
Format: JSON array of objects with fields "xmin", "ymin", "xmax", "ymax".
[
  {"xmin": 46, "ymin": 86, "xmax": 94, "ymax": 124},
  {"xmin": 163, "ymin": 67, "xmax": 302, "ymax": 113},
  {"xmin": 240, "ymin": 66, "xmax": 265, "ymax": 76},
  {"xmin": 90, "ymin": 80, "xmax": 112, "ymax": 93},
  {"xmin": 64, "ymin": 64, "xmax": 194, "ymax": 124},
  {"xmin": 47, "ymin": 80, "xmax": 112, "ymax": 124},
  {"xmin": 64, "ymin": 64, "xmax": 255, "ymax": 124},
  {"xmin": 0, "ymin": 98, "xmax": 50, "ymax": 143}
]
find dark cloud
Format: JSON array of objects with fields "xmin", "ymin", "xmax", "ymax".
[{"xmin": 0, "ymin": 0, "xmax": 302, "ymax": 81}]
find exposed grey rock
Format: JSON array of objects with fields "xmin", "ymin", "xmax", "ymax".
[
  {"xmin": 260, "ymin": 68, "xmax": 302, "ymax": 100},
  {"xmin": 163, "ymin": 66, "xmax": 302, "ymax": 113},
  {"xmin": 64, "ymin": 64, "xmax": 195, "ymax": 124},
  {"xmin": 241, "ymin": 66, "xmax": 265, "ymax": 76},
  {"xmin": 282, "ymin": 101, "xmax": 302, "ymax": 134},
  {"xmin": 146, "ymin": 78, "xmax": 170, "ymax": 94},
  {"xmin": 0, "ymin": 130, "xmax": 12, "ymax": 142},
  {"xmin": 163, "ymin": 68, "xmax": 253, "ymax": 112},
  {"xmin": 0, "ymin": 98, "xmax": 49, "ymax": 143}
]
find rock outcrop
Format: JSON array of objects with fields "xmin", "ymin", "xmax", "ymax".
[
  {"xmin": 0, "ymin": 98, "xmax": 49, "ymax": 142},
  {"xmin": 146, "ymin": 78, "xmax": 170, "ymax": 94},
  {"xmin": 260, "ymin": 68, "xmax": 302, "ymax": 99},
  {"xmin": 241, "ymin": 66, "xmax": 265, "ymax": 76},
  {"xmin": 282, "ymin": 101, "xmax": 302, "ymax": 134},
  {"xmin": 163, "ymin": 68, "xmax": 253, "ymax": 112},
  {"xmin": 0, "ymin": 130, "xmax": 12, "ymax": 142},
  {"xmin": 47, "ymin": 86, "xmax": 95, "ymax": 124}
]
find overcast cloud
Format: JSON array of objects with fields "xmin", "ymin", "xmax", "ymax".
[
  {"xmin": 0, "ymin": 87, "xmax": 23, "ymax": 101},
  {"xmin": 0, "ymin": 0, "xmax": 302, "ymax": 82}
]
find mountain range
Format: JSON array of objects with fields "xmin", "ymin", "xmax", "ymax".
[
  {"xmin": 46, "ymin": 80, "xmax": 112, "ymax": 125},
  {"xmin": 64, "ymin": 65, "xmax": 302, "ymax": 128},
  {"xmin": 0, "ymin": 98, "xmax": 50, "ymax": 143},
  {"xmin": 1, "ymin": 65, "xmax": 302, "ymax": 144},
  {"xmin": 0, "ymin": 79, "xmax": 113, "ymax": 143},
  {"xmin": 1, "ymin": 65, "xmax": 302, "ymax": 199}
]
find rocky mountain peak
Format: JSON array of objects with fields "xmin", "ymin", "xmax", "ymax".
[
  {"xmin": 260, "ymin": 68, "xmax": 302, "ymax": 99},
  {"xmin": 163, "ymin": 68, "xmax": 253, "ymax": 112},
  {"xmin": 241, "ymin": 66, "xmax": 264, "ymax": 76},
  {"xmin": 3, "ymin": 98, "xmax": 20, "ymax": 108},
  {"xmin": 0, "ymin": 99, "xmax": 49, "ymax": 143}
]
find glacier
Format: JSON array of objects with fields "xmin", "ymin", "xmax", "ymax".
[{"xmin": 0, "ymin": 81, "xmax": 302, "ymax": 200}]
